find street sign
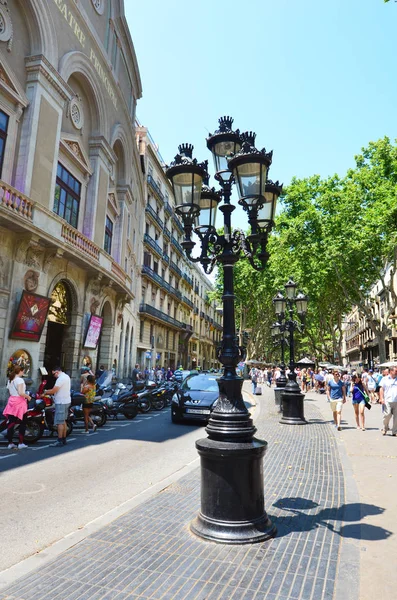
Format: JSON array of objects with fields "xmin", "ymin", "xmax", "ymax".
[{"xmin": 145, "ymin": 351, "xmax": 152, "ymax": 359}]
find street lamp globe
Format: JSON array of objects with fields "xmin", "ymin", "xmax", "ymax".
[
  {"xmin": 257, "ymin": 180, "xmax": 283, "ymax": 232},
  {"xmin": 228, "ymin": 132, "xmax": 273, "ymax": 211},
  {"xmin": 273, "ymin": 292, "xmax": 286, "ymax": 317},
  {"xmin": 271, "ymin": 322, "xmax": 281, "ymax": 336},
  {"xmin": 197, "ymin": 174, "xmax": 221, "ymax": 230},
  {"xmin": 284, "ymin": 278, "xmax": 298, "ymax": 301},
  {"xmin": 296, "ymin": 291, "xmax": 309, "ymax": 317},
  {"xmin": 206, "ymin": 116, "xmax": 242, "ymax": 173},
  {"xmin": 166, "ymin": 143, "xmax": 207, "ymax": 216}
]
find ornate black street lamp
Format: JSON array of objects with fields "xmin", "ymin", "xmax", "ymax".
[
  {"xmin": 166, "ymin": 116, "xmax": 282, "ymax": 544},
  {"xmin": 272, "ymin": 280, "xmax": 308, "ymax": 425},
  {"xmin": 271, "ymin": 319, "xmax": 287, "ymax": 411}
]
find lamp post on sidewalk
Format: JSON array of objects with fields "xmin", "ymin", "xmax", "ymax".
[
  {"xmin": 271, "ymin": 319, "xmax": 287, "ymax": 410},
  {"xmin": 272, "ymin": 280, "xmax": 308, "ymax": 425},
  {"xmin": 166, "ymin": 116, "xmax": 282, "ymax": 544}
]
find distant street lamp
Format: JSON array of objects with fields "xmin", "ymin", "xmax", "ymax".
[
  {"xmin": 273, "ymin": 280, "xmax": 308, "ymax": 425},
  {"xmin": 166, "ymin": 116, "xmax": 282, "ymax": 544}
]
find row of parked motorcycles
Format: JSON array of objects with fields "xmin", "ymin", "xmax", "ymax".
[{"xmin": 0, "ymin": 371, "xmax": 179, "ymax": 445}]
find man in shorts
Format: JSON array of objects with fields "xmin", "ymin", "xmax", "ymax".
[
  {"xmin": 326, "ymin": 371, "xmax": 346, "ymax": 431},
  {"xmin": 44, "ymin": 366, "xmax": 71, "ymax": 446},
  {"xmin": 379, "ymin": 365, "xmax": 397, "ymax": 436}
]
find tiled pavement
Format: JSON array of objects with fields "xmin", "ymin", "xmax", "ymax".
[{"xmin": 2, "ymin": 389, "xmax": 350, "ymax": 600}]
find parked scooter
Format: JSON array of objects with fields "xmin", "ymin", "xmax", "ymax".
[
  {"xmin": 99, "ymin": 383, "xmax": 139, "ymax": 419},
  {"xmin": 0, "ymin": 400, "xmax": 45, "ymax": 444},
  {"xmin": 31, "ymin": 394, "xmax": 74, "ymax": 437},
  {"xmin": 70, "ymin": 391, "xmax": 108, "ymax": 427}
]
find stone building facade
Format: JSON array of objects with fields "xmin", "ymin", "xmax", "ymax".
[
  {"xmin": 135, "ymin": 125, "xmax": 222, "ymax": 372},
  {"xmin": 0, "ymin": 0, "xmax": 144, "ymax": 396}
]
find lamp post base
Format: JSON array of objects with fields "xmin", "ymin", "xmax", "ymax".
[
  {"xmin": 191, "ymin": 437, "xmax": 276, "ymax": 544},
  {"xmin": 279, "ymin": 377, "xmax": 307, "ymax": 425}
]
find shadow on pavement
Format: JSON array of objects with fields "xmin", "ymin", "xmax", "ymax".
[{"xmin": 272, "ymin": 496, "xmax": 392, "ymax": 541}]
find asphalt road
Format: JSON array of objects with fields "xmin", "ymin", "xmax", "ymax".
[{"xmin": 0, "ymin": 408, "xmax": 208, "ymax": 572}]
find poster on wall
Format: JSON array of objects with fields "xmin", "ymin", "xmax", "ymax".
[
  {"xmin": 83, "ymin": 315, "xmax": 103, "ymax": 349},
  {"xmin": 9, "ymin": 291, "xmax": 51, "ymax": 342}
]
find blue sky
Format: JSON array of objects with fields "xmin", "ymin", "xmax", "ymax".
[{"xmin": 126, "ymin": 0, "xmax": 396, "ymax": 228}]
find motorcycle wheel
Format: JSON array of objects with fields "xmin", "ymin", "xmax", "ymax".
[
  {"xmin": 152, "ymin": 399, "xmax": 165, "ymax": 411},
  {"xmin": 23, "ymin": 421, "xmax": 45, "ymax": 444},
  {"xmin": 139, "ymin": 400, "xmax": 151, "ymax": 413},
  {"xmin": 66, "ymin": 421, "xmax": 73, "ymax": 436},
  {"xmin": 92, "ymin": 412, "xmax": 107, "ymax": 427},
  {"xmin": 124, "ymin": 407, "xmax": 138, "ymax": 420}
]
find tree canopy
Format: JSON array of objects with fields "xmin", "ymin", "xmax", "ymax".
[{"xmin": 214, "ymin": 137, "xmax": 397, "ymax": 364}]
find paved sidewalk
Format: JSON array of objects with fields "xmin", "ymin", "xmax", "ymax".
[{"xmin": 1, "ymin": 383, "xmax": 392, "ymax": 600}]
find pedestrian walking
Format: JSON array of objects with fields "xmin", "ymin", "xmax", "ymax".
[
  {"xmin": 350, "ymin": 373, "xmax": 369, "ymax": 430},
  {"xmin": 131, "ymin": 364, "xmax": 141, "ymax": 389},
  {"xmin": 81, "ymin": 374, "xmax": 97, "ymax": 433},
  {"xmin": 326, "ymin": 370, "xmax": 346, "ymax": 431},
  {"xmin": 249, "ymin": 367, "xmax": 258, "ymax": 394},
  {"xmin": 3, "ymin": 365, "xmax": 30, "ymax": 449},
  {"xmin": 366, "ymin": 370, "xmax": 378, "ymax": 403},
  {"xmin": 44, "ymin": 366, "xmax": 71, "ymax": 447},
  {"xmin": 379, "ymin": 365, "xmax": 397, "ymax": 436}
]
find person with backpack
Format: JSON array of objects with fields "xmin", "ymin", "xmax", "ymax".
[{"xmin": 249, "ymin": 367, "xmax": 258, "ymax": 394}]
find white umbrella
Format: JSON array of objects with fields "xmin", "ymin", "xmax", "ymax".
[{"xmin": 379, "ymin": 361, "xmax": 397, "ymax": 367}]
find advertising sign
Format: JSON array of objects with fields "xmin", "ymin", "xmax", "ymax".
[
  {"xmin": 83, "ymin": 315, "xmax": 103, "ymax": 349},
  {"xmin": 10, "ymin": 291, "xmax": 51, "ymax": 342}
]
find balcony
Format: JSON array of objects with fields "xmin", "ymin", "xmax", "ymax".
[
  {"xmin": 139, "ymin": 303, "xmax": 182, "ymax": 329},
  {"xmin": 171, "ymin": 235, "xmax": 184, "ymax": 256},
  {"xmin": 164, "ymin": 202, "xmax": 173, "ymax": 217},
  {"xmin": 170, "ymin": 260, "xmax": 182, "ymax": 278},
  {"xmin": 163, "ymin": 227, "xmax": 171, "ymax": 240},
  {"xmin": 162, "ymin": 253, "xmax": 170, "ymax": 264},
  {"xmin": 183, "ymin": 272, "xmax": 193, "ymax": 287},
  {"xmin": 182, "ymin": 295, "xmax": 194, "ymax": 309},
  {"xmin": 0, "ymin": 181, "xmax": 34, "ymax": 222},
  {"xmin": 145, "ymin": 204, "xmax": 164, "ymax": 229},
  {"xmin": 200, "ymin": 311, "xmax": 205, "ymax": 319},
  {"xmin": 194, "ymin": 307, "xmax": 199, "ymax": 315},
  {"xmin": 0, "ymin": 180, "xmax": 132, "ymax": 297},
  {"xmin": 147, "ymin": 174, "xmax": 164, "ymax": 203},
  {"xmin": 194, "ymin": 285, "xmax": 199, "ymax": 295},
  {"xmin": 173, "ymin": 214, "xmax": 184, "ymax": 234},
  {"xmin": 144, "ymin": 233, "xmax": 162, "ymax": 257},
  {"xmin": 141, "ymin": 265, "xmax": 182, "ymax": 301}
]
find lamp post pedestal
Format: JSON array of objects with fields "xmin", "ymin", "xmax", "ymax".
[
  {"xmin": 191, "ymin": 435, "xmax": 276, "ymax": 544},
  {"xmin": 279, "ymin": 374, "xmax": 307, "ymax": 425}
]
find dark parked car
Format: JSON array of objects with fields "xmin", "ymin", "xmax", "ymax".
[{"xmin": 171, "ymin": 372, "xmax": 220, "ymax": 423}]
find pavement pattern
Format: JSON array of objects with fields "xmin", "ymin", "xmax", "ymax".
[{"xmin": 2, "ymin": 388, "xmax": 348, "ymax": 600}]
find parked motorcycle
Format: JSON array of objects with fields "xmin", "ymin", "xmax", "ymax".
[
  {"xmin": 70, "ymin": 391, "xmax": 108, "ymax": 427},
  {"xmin": 99, "ymin": 384, "xmax": 139, "ymax": 419},
  {"xmin": 30, "ymin": 394, "xmax": 74, "ymax": 437},
  {"xmin": 0, "ymin": 401, "xmax": 44, "ymax": 444}
]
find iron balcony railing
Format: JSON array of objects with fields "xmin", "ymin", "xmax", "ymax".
[
  {"xmin": 163, "ymin": 227, "xmax": 171, "ymax": 240},
  {"xmin": 182, "ymin": 295, "xmax": 194, "ymax": 309},
  {"xmin": 147, "ymin": 174, "xmax": 164, "ymax": 203},
  {"xmin": 173, "ymin": 214, "xmax": 184, "ymax": 234},
  {"xmin": 194, "ymin": 307, "xmax": 199, "ymax": 315},
  {"xmin": 183, "ymin": 272, "xmax": 193, "ymax": 287},
  {"xmin": 171, "ymin": 235, "xmax": 184, "ymax": 256},
  {"xmin": 162, "ymin": 253, "xmax": 170, "ymax": 264},
  {"xmin": 141, "ymin": 265, "xmax": 181, "ymax": 300},
  {"xmin": 200, "ymin": 311, "xmax": 205, "ymax": 319},
  {"xmin": 164, "ymin": 202, "xmax": 173, "ymax": 216},
  {"xmin": 145, "ymin": 204, "xmax": 164, "ymax": 229},
  {"xmin": 139, "ymin": 303, "xmax": 182, "ymax": 329},
  {"xmin": 144, "ymin": 233, "xmax": 162, "ymax": 257},
  {"xmin": 170, "ymin": 260, "xmax": 182, "ymax": 278}
]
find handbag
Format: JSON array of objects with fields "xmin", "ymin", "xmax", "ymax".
[{"xmin": 357, "ymin": 387, "xmax": 371, "ymax": 410}]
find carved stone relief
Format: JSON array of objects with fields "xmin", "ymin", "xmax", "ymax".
[{"xmin": 24, "ymin": 269, "xmax": 39, "ymax": 292}]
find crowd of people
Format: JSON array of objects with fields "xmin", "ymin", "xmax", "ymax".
[{"xmin": 248, "ymin": 364, "xmax": 397, "ymax": 436}]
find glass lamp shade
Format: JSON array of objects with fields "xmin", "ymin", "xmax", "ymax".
[
  {"xmin": 284, "ymin": 279, "xmax": 297, "ymax": 301},
  {"xmin": 197, "ymin": 187, "xmax": 220, "ymax": 229},
  {"xmin": 271, "ymin": 322, "xmax": 281, "ymax": 336},
  {"xmin": 257, "ymin": 181, "xmax": 282, "ymax": 230},
  {"xmin": 273, "ymin": 292, "xmax": 286, "ymax": 316},
  {"xmin": 296, "ymin": 291, "xmax": 309, "ymax": 316},
  {"xmin": 206, "ymin": 116, "xmax": 241, "ymax": 173},
  {"xmin": 166, "ymin": 144, "xmax": 207, "ymax": 216},
  {"xmin": 227, "ymin": 132, "xmax": 272, "ymax": 205}
]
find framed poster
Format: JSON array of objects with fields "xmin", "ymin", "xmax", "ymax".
[
  {"xmin": 83, "ymin": 315, "xmax": 103, "ymax": 349},
  {"xmin": 10, "ymin": 291, "xmax": 51, "ymax": 342}
]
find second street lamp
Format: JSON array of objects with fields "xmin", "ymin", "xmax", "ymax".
[
  {"xmin": 167, "ymin": 116, "xmax": 282, "ymax": 544},
  {"xmin": 272, "ymin": 280, "xmax": 308, "ymax": 425}
]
